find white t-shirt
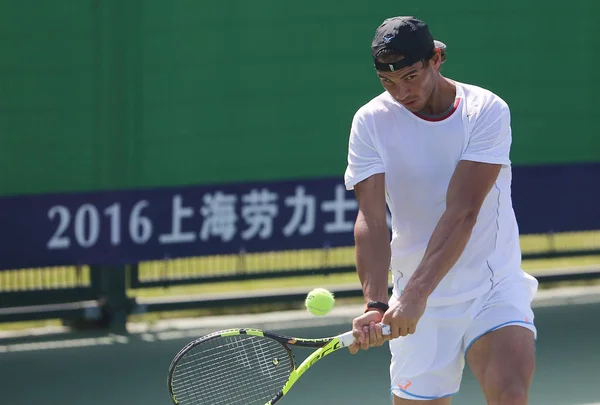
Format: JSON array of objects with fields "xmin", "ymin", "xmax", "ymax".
[{"xmin": 345, "ymin": 81, "xmax": 535, "ymax": 306}]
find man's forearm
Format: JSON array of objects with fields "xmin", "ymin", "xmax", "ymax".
[
  {"xmin": 354, "ymin": 214, "xmax": 391, "ymax": 303},
  {"xmin": 404, "ymin": 208, "xmax": 477, "ymax": 298}
]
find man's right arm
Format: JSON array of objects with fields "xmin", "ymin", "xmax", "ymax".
[
  {"xmin": 343, "ymin": 111, "xmax": 389, "ymax": 353},
  {"xmin": 354, "ymin": 173, "xmax": 390, "ymax": 305},
  {"xmin": 347, "ymin": 173, "xmax": 391, "ymax": 354}
]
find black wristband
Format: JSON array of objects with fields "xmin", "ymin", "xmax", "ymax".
[{"xmin": 364, "ymin": 301, "xmax": 389, "ymax": 313}]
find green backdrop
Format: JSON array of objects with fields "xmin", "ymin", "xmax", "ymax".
[{"xmin": 1, "ymin": 0, "xmax": 598, "ymax": 197}]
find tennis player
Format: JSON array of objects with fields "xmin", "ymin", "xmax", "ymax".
[{"xmin": 344, "ymin": 16, "xmax": 539, "ymax": 404}]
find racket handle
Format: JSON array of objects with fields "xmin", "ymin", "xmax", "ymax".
[{"xmin": 338, "ymin": 323, "xmax": 391, "ymax": 347}]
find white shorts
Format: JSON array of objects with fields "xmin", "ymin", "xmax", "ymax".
[{"xmin": 389, "ymin": 274, "xmax": 538, "ymax": 400}]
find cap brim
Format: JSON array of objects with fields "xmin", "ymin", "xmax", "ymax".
[{"xmin": 434, "ymin": 40, "xmax": 446, "ymax": 63}]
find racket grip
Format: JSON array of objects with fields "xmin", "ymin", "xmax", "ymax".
[{"xmin": 338, "ymin": 323, "xmax": 392, "ymax": 347}]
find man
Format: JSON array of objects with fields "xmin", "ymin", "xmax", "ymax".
[{"xmin": 344, "ymin": 16, "xmax": 539, "ymax": 404}]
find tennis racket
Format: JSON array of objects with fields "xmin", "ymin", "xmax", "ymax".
[{"xmin": 167, "ymin": 324, "xmax": 391, "ymax": 405}]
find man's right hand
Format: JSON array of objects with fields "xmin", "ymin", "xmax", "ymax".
[{"xmin": 348, "ymin": 310, "xmax": 387, "ymax": 354}]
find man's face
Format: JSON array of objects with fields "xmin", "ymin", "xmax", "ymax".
[{"xmin": 376, "ymin": 53, "xmax": 440, "ymax": 112}]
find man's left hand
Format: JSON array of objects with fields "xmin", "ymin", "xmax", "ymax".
[{"xmin": 382, "ymin": 291, "xmax": 427, "ymax": 339}]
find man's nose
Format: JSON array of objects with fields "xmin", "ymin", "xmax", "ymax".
[{"xmin": 394, "ymin": 82, "xmax": 411, "ymax": 101}]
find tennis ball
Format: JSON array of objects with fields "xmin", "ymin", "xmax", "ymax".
[{"xmin": 305, "ymin": 288, "xmax": 335, "ymax": 316}]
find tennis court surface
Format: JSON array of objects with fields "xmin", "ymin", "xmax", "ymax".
[{"xmin": 1, "ymin": 289, "xmax": 598, "ymax": 405}]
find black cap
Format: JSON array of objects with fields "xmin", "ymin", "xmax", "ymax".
[{"xmin": 371, "ymin": 16, "xmax": 436, "ymax": 72}]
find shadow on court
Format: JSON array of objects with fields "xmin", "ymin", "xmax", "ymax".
[{"xmin": 0, "ymin": 302, "xmax": 598, "ymax": 405}]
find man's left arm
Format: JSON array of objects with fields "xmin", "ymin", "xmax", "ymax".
[
  {"xmin": 402, "ymin": 160, "xmax": 501, "ymax": 299},
  {"xmin": 382, "ymin": 161, "xmax": 502, "ymax": 339}
]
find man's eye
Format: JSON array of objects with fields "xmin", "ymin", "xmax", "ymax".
[{"xmin": 404, "ymin": 75, "xmax": 416, "ymax": 81}]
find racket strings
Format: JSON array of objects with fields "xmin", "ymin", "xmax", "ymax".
[
  {"xmin": 171, "ymin": 334, "xmax": 293, "ymax": 405},
  {"xmin": 175, "ymin": 337, "xmax": 290, "ymax": 404}
]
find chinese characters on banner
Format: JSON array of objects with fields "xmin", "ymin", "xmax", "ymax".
[
  {"xmin": 159, "ymin": 185, "xmax": 351, "ymax": 244},
  {"xmin": 0, "ymin": 179, "xmax": 387, "ymax": 269}
]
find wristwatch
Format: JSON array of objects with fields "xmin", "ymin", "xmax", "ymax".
[{"xmin": 364, "ymin": 301, "xmax": 389, "ymax": 314}]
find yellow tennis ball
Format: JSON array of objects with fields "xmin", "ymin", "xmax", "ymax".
[{"xmin": 305, "ymin": 288, "xmax": 335, "ymax": 316}]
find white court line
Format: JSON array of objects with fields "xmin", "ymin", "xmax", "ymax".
[{"xmin": 0, "ymin": 334, "xmax": 129, "ymax": 353}]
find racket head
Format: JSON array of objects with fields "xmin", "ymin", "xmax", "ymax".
[{"xmin": 168, "ymin": 328, "xmax": 296, "ymax": 405}]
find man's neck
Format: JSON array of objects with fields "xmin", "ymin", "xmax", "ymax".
[{"xmin": 419, "ymin": 77, "xmax": 456, "ymax": 116}]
